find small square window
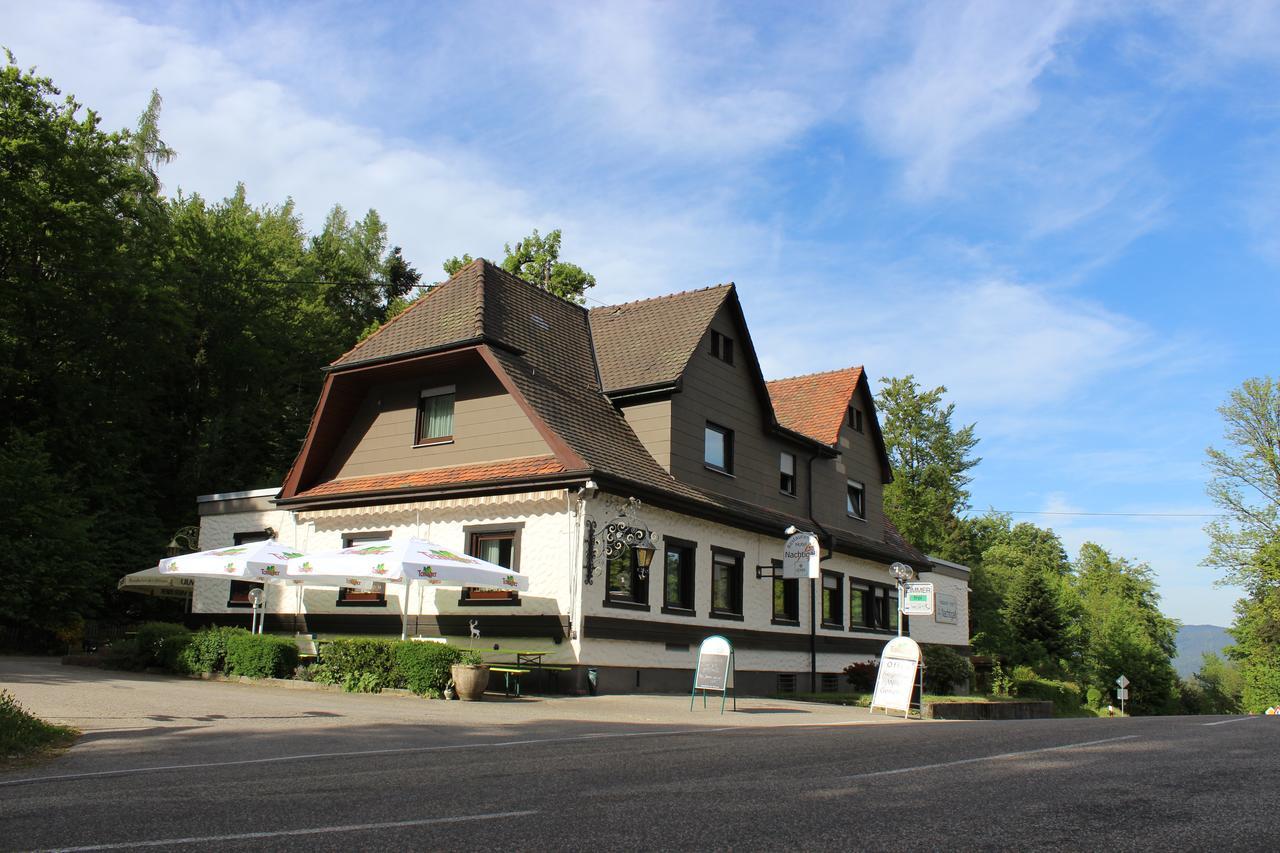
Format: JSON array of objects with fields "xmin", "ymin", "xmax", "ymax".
[
  {"xmin": 416, "ymin": 385, "xmax": 455, "ymax": 445},
  {"xmin": 780, "ymin": 452, "xmax": 796, "ymax": 495},
  {"xmin": 846, "ymin": 480, "xmax": 866, "ymax": 520},
  {"xmin": 463, "ymin": 530, "xmax": 520, "ymax": 603},
  {"xmin": 705, "ymin": 422, "xmax": 734, "ymax": 474},
  {"xmin": 710, "ymin": 330, "xmax": 734, "ymax": 365},
  {"xmin": 848, "ymin": 407, "xmax": 864, "ymax": 433},
  {"xmin": 338, "ymin": 531, "xmax": 390, "ymax": 606}
]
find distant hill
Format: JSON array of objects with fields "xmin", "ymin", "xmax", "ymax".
[{"xmin": 1174, "ymin": 625, "xmax": 1233, "ymax": 678}]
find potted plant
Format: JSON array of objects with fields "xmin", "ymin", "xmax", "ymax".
[{"xmin": 450, "ymin": 649, "xmax": 489, "ymax": 701}]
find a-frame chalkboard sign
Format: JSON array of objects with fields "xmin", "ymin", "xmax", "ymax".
[{"xmin": 690, "ymin": 635, "xmax": 736, "ymax": 713}]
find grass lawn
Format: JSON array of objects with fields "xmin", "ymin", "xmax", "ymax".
[
  {"xmin": 780, "ymin": 691, "xmax": 1103, "ymax": 718},
  {"xmin": 0, "ymin": 689, "xmax": 78, "ymax": 767}
]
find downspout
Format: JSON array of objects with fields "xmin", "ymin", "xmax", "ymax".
[{"xmin": 805, "ymin": 453, "xmax": 832, "ymax": 694}]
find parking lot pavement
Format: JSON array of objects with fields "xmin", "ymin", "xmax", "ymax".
[{"xmin": 1, "ymin": 656, "xmax": 903, "ymax": 776}]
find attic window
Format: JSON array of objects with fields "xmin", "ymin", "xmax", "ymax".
[
  {"xmin": 416, "ymin": 385, "xmax": 455, "ymax": 446},
  {"xmin": 710, "ymin": 330, "xmax": 734, "ymax": 365},
  {"xmin": 848, "ymin": 407, "xmax": 864, "ymax": 433}
]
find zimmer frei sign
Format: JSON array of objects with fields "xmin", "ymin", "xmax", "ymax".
[{"xmin": 782, "ymin": 532, "xmax": 820, "ymax": 579}]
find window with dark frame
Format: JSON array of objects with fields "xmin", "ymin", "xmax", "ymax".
[
  {"xmin": 780, "ymin": 451, "xmax": 796, "ymax": 495},
  {"xmin": 415, "ymin": 385, "xmax": 455, "ymax": 445},
  {"xmin": 849, "ymin": 582, "xmax": 872, "ymax": 628},
  {"xmin": 822, "ymin": 571, "xmax": 843, "ymax": 627},
  {"xmin": 662, "ymin": 539, "xmax": 696, "ymax": 613},
  {"xmin": 710, "ymin": 330, "xmax": 734, "ymax": 365},
  {"xmin": 846, "ymin": 479, "xmax": 866, "ymax": 519},
  {"xmin": 462, "ymin": 529, "xmax": 520, "ymax": 603},
  {"xmin": 337, "ymin": 531, "xmax": 390, "ymax": 605},
  {"xmin": 772, "ymin": 560, "xmax": 799, "ymax": 623},
  {"xmin": 606, "ymin": 548, "xmax": 648, "ymax": 607},
  {"xmin": 710, "ymin": 549, "xmax": 743, "ymax": 618},
  {"xmin": 848, "ymin": 406, "xmax": 864, "ymax": 433},
  {"xmin": 705, "ymin": 422, "xmax": 734, "ymax": 474},
  {"xmin": 227, "ymin": 530, "xmax": 270, "ymax": 607}
]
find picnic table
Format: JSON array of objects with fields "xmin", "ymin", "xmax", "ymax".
[{"xmin": 484, "ymin": 650, "xmax": 573, "ymax": 693}]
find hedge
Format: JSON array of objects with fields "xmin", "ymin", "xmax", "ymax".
[
  {"xmin": 316, "ymin": 638, "xmax": 400, "ymax": 692},
  {"xmin": 393, "ymin": 643, "xmax": 464, "ymax": 697},
  {"xmin": 224, "ymin": 633, "xmax": 299, "ymax": 679},
  {"xmin": 177, "ymin": 627, "xmax": 249, "ymax": 675},
  {"xmin": 135, "ymin": 622, "xmax": 191, "ymax": 670},
  {"xmin": 922, "ymin": 645, "xmax": 974, "ymax": 695}
]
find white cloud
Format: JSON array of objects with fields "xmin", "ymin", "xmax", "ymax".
[{"xmin": 858, "ymin": 0, "xmax": 1080, "ymax": 198}]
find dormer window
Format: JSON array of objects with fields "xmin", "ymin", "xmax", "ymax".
[
  {"xmin": 710, "ymin": 330, "xmax": 734, "ymax": 365},
  {"xmin": 415, "ymin": 385, "xmax": 455, "ymax": 445},
  {"xmin": 846, "ymin": 479, "xmax": 866, "ymax": 520},
  {"xmin": 848, "ymin": 407, "xmax": 864, "ymax": 433}
]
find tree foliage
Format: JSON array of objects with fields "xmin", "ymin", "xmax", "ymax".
[
  {"xmin": 1203, "ymin": 377, "xmax": 1280, "ymax": 712},
  {"xmin": 444, "ymin": 227, "xmax": 596, "ymax": 303},
  {"xmin": 875, "ymin": 376, "xmax": 980, "ymax": 556}
]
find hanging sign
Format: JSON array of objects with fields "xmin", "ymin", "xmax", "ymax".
[
  {"xmin": 901, "ymin": 582, "xmax": 935, "ymax": 616},
  {"xmin": 870, "ymin": 636, "xmax": 921, "ymax": 718},
  {"xmin": 691, "ymin": 635, "xmax": 736, "ymax": 713},
  {"xmin": 935, "ymin": 592, "xmax": 958, "ymax": 624},
  {"xmin": 782, "ymin": 532, "xmax": 820, "ymax": 580}
]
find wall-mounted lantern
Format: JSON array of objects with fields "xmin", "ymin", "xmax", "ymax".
[{"xmin": 583, "ymin": 497, "xmax": 657, "ymax": 585}]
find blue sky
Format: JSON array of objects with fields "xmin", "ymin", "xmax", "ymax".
[{"xmin": 9, "ymin": 0, "xmax": 1279, "ymax": 625}]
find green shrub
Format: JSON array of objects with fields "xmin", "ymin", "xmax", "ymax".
[
  {"xmin": 177, "ymin": 627, "xmax": 249, "ymax": 674},
  {"xmin": 922, "ymin": 645, "xmax": 974, "ymax": 695},
  {"xmin": 989, "ymin": 661, "xmax": 1016, "ymax": 697},
  {"xmin": 1, "ymin": 689, "xmax": 77, "ymax": 759},
  {"xmin": 318, "ymin": 638, "xmax": 400, "ymax": 691},
  {"xmin": 394, "ymin": 643, "xmax": 465, "ymax": 697},
  {"xmin": 102, "ymin": 639, "xmax": 149, "ymax": 671},
  {"xmin": 843, "ymin": 660, "xmax": 879, "ymax": 692},
  {"xmin": 457, "ymin": 648, "xmax": 484, "ymax": 666},
  {"xmin": 135, "ymin": 622, "xmax": 191, "ymax": 668},
  {"xmin": 1013, "ymin": 675, "xmax": 1085, "ymax": 716},
  {"xmin": 224, "ymin": 633, "xmax": 299, "ymax": 679}
]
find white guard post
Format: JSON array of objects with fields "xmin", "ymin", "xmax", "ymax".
[
  {"xmin": 870, "ymin": 636, "xmax": 922, "ymax": 720},
  {"xmin": 691, "ymin": 635, "xmax": 736, "ymax": 714}
]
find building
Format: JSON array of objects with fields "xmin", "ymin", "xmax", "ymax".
[{"xmin": 190, "ymin": 259, "xmax": 969, "ymax": 694}]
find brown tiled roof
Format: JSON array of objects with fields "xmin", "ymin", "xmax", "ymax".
[
  {"xmin": 767, "ymin": 367, "xmax": 864, "ymax": 446},
  {"xmin": 883, "ymin": 517, "xmax": 929, "ymax": 565},
  {"xmin": 588, "ymin": 285, "xmax": 732, "ymax": 392},
  {"xmin": 292, "ymin": 456, "xmax": 567, "ymax": 500},
  {"xmin": 331, "ymin": 262, "xmax": 486, "ymax": 368}
]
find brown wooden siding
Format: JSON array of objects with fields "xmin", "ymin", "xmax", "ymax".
[
  {"xmin": 621, "ymin": 399, "xmax": 673, "ymax": 472},
  {"xmin": 813, "ymin": 416, "xmax": 885, "ymax": 537},
  {"xmin": 667, "ymin": 305, "xmax": 806, "ymax": 515},
  {"xmin": 321, "ymin": 362, "xmax": 551, "ymax": 482}
]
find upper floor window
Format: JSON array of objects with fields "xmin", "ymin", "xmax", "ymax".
[
  {"xmin": 705, "ymin": 422, "xmax": 734, "ymax": 474},
  {"xmin": 780, "ymin": 452, "xmax": 796, "ymax": 495},
  {"xmin": 710, "ymin": 330, "xmax": 734, "ymax": 365},
  {"xmin": 462, "ymin": 526, "xmax": 520, "ymax": 604},
  {"xmin": 338, "ymin": 531, "xmax": 390, "ymax": 606},
  {"xmin": 846, "ymin": 479, "xmax": 866, "ymax": 520},
  {"xmin": 848, "ymin": 407, "xmax": 864, "ymax": 433},
  {"xmin": 416, "ymin": 385, "xmax": 455, "ymax": 445}
]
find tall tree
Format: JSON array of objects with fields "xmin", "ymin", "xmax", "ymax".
[
  {"xmin": 129, "ymin": 88, "xmax": 176, "ymax": 189},
  {"xmin": 443, "ymin": 227, "xmax": 596, "ymax": 303},
  {"xmin": 1202, "ymin": 377, "xmax": 1280, "ymax": 712},
  {"xmin": 875, "ymin": 375, "xmax": 981, "ymax": 556}
]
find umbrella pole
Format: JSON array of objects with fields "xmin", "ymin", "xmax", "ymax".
[{"xmin": 400, "ymin": 582, "xmax": 409, "ymax": 641}]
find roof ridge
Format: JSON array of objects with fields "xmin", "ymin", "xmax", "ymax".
[
  {"xmin": 767, "ymin": 365, "xmax": 864, "ymax": 385},
  {"xmin": 478, "ymin": 257, "xmax": 591, "ymax": 315},
  {"xmin": 589, "ymin": 282, "xmax": 734, "ymax": 313},
  {"xmin": 329, "ymin": 261, "xmax": 480, "ymax": 366}
]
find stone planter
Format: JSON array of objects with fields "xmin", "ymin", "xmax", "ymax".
[{"xmin": 451, "ymin": 664, "xmax": 490, "ymax": 701}]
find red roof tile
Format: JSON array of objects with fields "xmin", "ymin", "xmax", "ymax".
[
  {"xmin": 292, "ymin": 455, "xmax": 568, "ymax": 500},
  {"xmin": 767, "ymin": 367, "xmax": 864, "ymax": 446}
]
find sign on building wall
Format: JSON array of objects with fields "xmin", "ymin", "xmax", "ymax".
[
  {"xmin": 870, "ymin": 636, "xmax": 921, "ymax": 718},
  {"xmin": 935, "ymin": 592, "xmax": 958, "ymax": 624},
  {"xmin": 782, "ymin": 533, "xmax": 820, "ymax": 579}
]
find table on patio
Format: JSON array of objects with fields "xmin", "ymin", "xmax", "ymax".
[{"xmin": 486, "ymin": 649, "xmax": 571, "ymax": 694}]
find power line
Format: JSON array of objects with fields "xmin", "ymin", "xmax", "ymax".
[{"xmin": 963, "ymin": 510, "xmax": 1227, "ymax": 519}]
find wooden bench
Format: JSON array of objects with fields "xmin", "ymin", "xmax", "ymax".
[{"xmin": 489, "ymin": 667, "xmax": 531, "ymax": 697}]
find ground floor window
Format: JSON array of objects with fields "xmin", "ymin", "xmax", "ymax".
[
  {"xmin": 663, "ymin": 538, "xmax": 696, "ymax": 613},
  {"xmin": 773, "ymin": 569, "xmax": 799, "ymax": 623},
  {"xmin": 462, "ymin": 527, "xmax": 520, "ymax": 604},
  {"xmin": 710, "ymin": 548, "xmax": 743, "ymax": 618},
  {"xmin": 821, "ymin": 571, "xmax": 843, "ymax": 627},
  {"xmin": 607, "ymin": 550, "xmax": 648, "ymax": 607},
  {"xmin": 338, "ymin": 531, "xmax": 390, "ymax": 606},
  {"xmin": 227, "ymin": 530, "xmax": 270, "ymax": 607}
]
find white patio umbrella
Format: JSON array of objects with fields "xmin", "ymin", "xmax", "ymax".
[
  {"xmin": 118, "ymin": 566, "xmax": 196, "ymax": 600},
  {"xmin": 286, "ymin": 538, "xmax": 529, "ymax": 639},
  {"xmin": 158, "ymin": 540, "xmax": 305, "ymax": 632}
]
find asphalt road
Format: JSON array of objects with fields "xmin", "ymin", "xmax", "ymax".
[{"xmin": 2, "ymin": 659, "xmax": 1276, "ymax": 851}]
